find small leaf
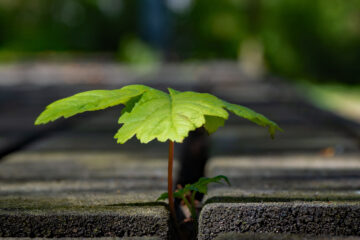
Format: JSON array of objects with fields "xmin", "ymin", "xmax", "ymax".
[
  {"xmin": 214, "ymin": 175, "xmax": 231, "ymax": 186},
  {"xmin": 157, "ymin": 175, "xmax": 231, "ymax": 202},
  {"xmin": 186, "ymin": 175, "xmax": 231, "ymax": 195},
  {"xmin": 174, "ymin": 190, "xmax": 187, "ymax": 199},
  {"xmin": 157, "ymin": 188, "xmax": 191, "ymax": 201},
  {"xmin": 156, "ymin": 192, "xmax": 169, "ymax": 201}
]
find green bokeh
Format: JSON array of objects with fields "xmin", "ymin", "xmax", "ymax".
[{"xmin": 0, "ymin": 0, "xmax": 359, "ymax": 84}]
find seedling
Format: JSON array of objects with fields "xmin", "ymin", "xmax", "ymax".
[
  {"xmin": 157, "ymin": 175, "xmax": 230, "ymax": 224},
  {"xmin": 35, "ymin": 84, "xmax": 282, "ymax": 219}
]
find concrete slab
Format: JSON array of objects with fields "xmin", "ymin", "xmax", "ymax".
[
  {"xmin": 0, "ymin": 152, "xmax": 175, "ymax": 182},
  {"xmin": 1, "ymin": 238, "xmax": 160, "ymax": 240},
  {"xmin": 0, "ymin": 152, "xmax": 173, "ymax": 238},
  {"xmin": 206, "ymin": 155, "xmax": 360, "ymax": 191},
  {"xmin": 198, "ymin": 202, "xmax": 360, "ymax": 240},
  {"xmin": 0, "ymin": 196, "xmax": 171, "ymax": 239},
  {"xmin": 210, "ymin": 137, "xmax": 358, "ymax": 155},
  {"xmin": 0, "ymin": 151, "xmax": 176, "ymax": 202},
  {"xmin": 213, "ymin": 233, "xmax": 360, "ymax": 240},
  {"xmin": 203, "ymin": 189, "xmax": 360, "ymax": 204}
]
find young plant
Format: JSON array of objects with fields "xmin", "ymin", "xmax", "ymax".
[
  {"xmin": 157, "ymin": 175, "xmax": 230, "ymax": 223},
  {"xmin": 35, "ymin": 84, "xmax": 282, "ymax": 218}
]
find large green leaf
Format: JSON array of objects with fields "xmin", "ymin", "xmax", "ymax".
[
  {"xmin": 35, "ymin": 85, "xmax": 149, "ymax": 125},
  {"xmin": 35, "ymin": 84, "xmax": 282, "ymax": 143},
  {"xmin": 115, "ymin": 88, "xmax": 229, "ymax": 143}
]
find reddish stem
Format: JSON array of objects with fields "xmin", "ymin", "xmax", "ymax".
[{"xmin": 168, "ymin": 140, "xmax": 176, "ymax": 218}]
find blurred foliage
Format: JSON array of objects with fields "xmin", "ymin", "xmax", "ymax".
[
  {"xmin": 298, "ymin": 81, "xmax": 360, "ymax": 123},
  {"xmin": 0, "ymin": 0, "xmax": 359, "ymax": 84},
  {"xmin": 0, "ymin": 0, "xmax": 137, "ymax": 51}
]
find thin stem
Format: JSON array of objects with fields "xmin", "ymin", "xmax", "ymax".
[
  {"xmin": 190, "ymin": 191, "xmax": 196, "ymax": 210},
  {"xmin": 168, "ymin": 141, "xmax": 175, "ymax": 219},
  {"xmin": 190, "ymin": 191, "xmax": 198, "ymax": 231},
  {"xmin": 182, "ymin": 196, "xmax": 197, "ymax": 221}
]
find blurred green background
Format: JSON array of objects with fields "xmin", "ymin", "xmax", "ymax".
[{"xmin": 0, "ymin": 0, "xmax": 359, "ymax": 85}]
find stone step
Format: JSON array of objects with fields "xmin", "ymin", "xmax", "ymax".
[
  {"xmin": 201, "ymin": 155, "xmax": 360, "ymax": 239},
  {"xmin": 0, "ymin": 195, "xmax": 170, "ymax": 239},
  {"xmin": 0, "ymin": 152, "xmax": 174, "ymax": 182},
  {"xmin": 1, "ymin": 238, "xmax": 160, "ymax": 240},
  {"xmin": 0, "ymin": 151, "xmax": 173, "ymax": 201},
  {"xmin": 0, "ymin": 152, "xmax": 173, "ymax": 238},
  {"xmin": 204, "ymin": 189, "xmax": 360, "ymax": 204},
  {"xmin": 206, "ymin": 155, "xmax": 360, "ymax": 190},
  {"xmin": 210, "ymin": 137, "xmax": 358, "ymax": 155},
  {"xmin": 214, "ymin": 233, "xmax": 360, "ymax": 240},
  {"xmin": 198, "ymin": 202, "xmax": 360, "ymax": 240}
]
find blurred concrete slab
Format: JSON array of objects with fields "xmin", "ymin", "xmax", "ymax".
[
  {"xmin": 0, "ymin": 62, "xmax": 359, "ymax": 157},
  {"xmin": 206, "ymin": 155, "xmax": 360, "ymax": 191},
  {"xmin": 0, "ymin": 152, "xmax": 177, "ymax": 192}
]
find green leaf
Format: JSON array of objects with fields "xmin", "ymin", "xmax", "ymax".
[
  {"xmin": 157, "ymin": 175, "xmax": 231, "ymax": 201},
  {"xmin": 156, "ymin": 192, "xmax": 169, "ymax": 201},
  {"xmin": 35, "ymin": 85, "xmax": 149, "ymax": 125},
  {"xmin": 222, "ymin": 101, "xmax": 283, "ymax": 139},
  {"xmin": 115, "ymin": 88, "xmax": 229, "ymax": 143},
  {"xmin": 35, "ymin": 84, "xmax": 282, "ymax": 143},
  {"xmin": 187, "ymin": 175, "xmax": 231, "ymax": 194},
  {"xmin": 156, "ymin": 188, "xmax": 190, "ymax": 201},
  {"xmin": 204, "ymin": 116, "xmax": 226, "ymax": 133}
]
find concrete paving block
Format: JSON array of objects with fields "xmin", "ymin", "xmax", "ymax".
[
  {"xmin": 212, "ymin": 137, "xmax": 358, "ymax": 155},
  {"xmin": 213, "ymin": 232, "xmax": 360, "ymax": 240},
  {"xmin": 206, "ymin": 155, "xmax": 360, "ymax": 191},
  {"xmin": 0, "ymin": 237, "xmax": 161, "ymax": 239},
  {"xmin": 0, "ymin": 152, "xmax": 173, "ymax": 239},
  {"xmin": 0, "ymin": 196, "xmax": 171, "ymax": 239},
  {"xmin": 203, "ymin": 189, "xmax": 360, "ymax": 204},
  {"xmin": 0, "ymin": 152, "xmax": 175, "ymax": 182},
  {"xmin": 198, "ymin": 202, "xmax": 360, "ymax": 240}
]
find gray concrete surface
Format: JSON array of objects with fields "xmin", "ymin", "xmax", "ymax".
[
  {"xmin": 205, "ymin": 155, "xmax": 360, "ymax": 192},
  {"xmin": 0, "ymin": 237, "xmax": 161, "ymax": 239},
  {"xmin": 1, "ymin": 62, "xmax": 360, "ymax": 239},
  {"xmin": 0, "ymin": 195, "xmax": 170, "ymax": 239},
  {"xmin": 199, "ymin": 202, "xmax": 360, "ymax": 240},
  {"xmin": 0, "ymin": 152, "xmax": 173, "ymax": 238},
  {"xmin": 214, "ymin": 233, "xmax": 360, "ymax": 240}
]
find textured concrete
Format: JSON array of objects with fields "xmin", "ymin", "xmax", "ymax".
[
  {"xmin": 0, "ymin": 152, "xmax": 173, "ymax": 184},
  {"xmin": 1, "ymin": 62, "xmax": 360, "ymax": 239},
  {"xmin": 199, "ymin": 202, "xmax": 360, "ymax": 240},
  {"xmin": 0, "ymin": 237, "xmax": 160, "ymax": 239},
  {"xmin": 0, "ymin": 153, "xmax": 171, "ymax": 204},
  {"xmin": 203, "ymin": 189, "xmax": 360, "ymax": 204},
  {"xmin": 0, "ymin": 152, "xmax": 173, "ymax": 239},
  {"xmin": 214, "ymin": 233, "xmax": 360, "ymax": 240},
  {"xmin": 0, "ymin": 196, "xmax": 170, "ymax": 239}
]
